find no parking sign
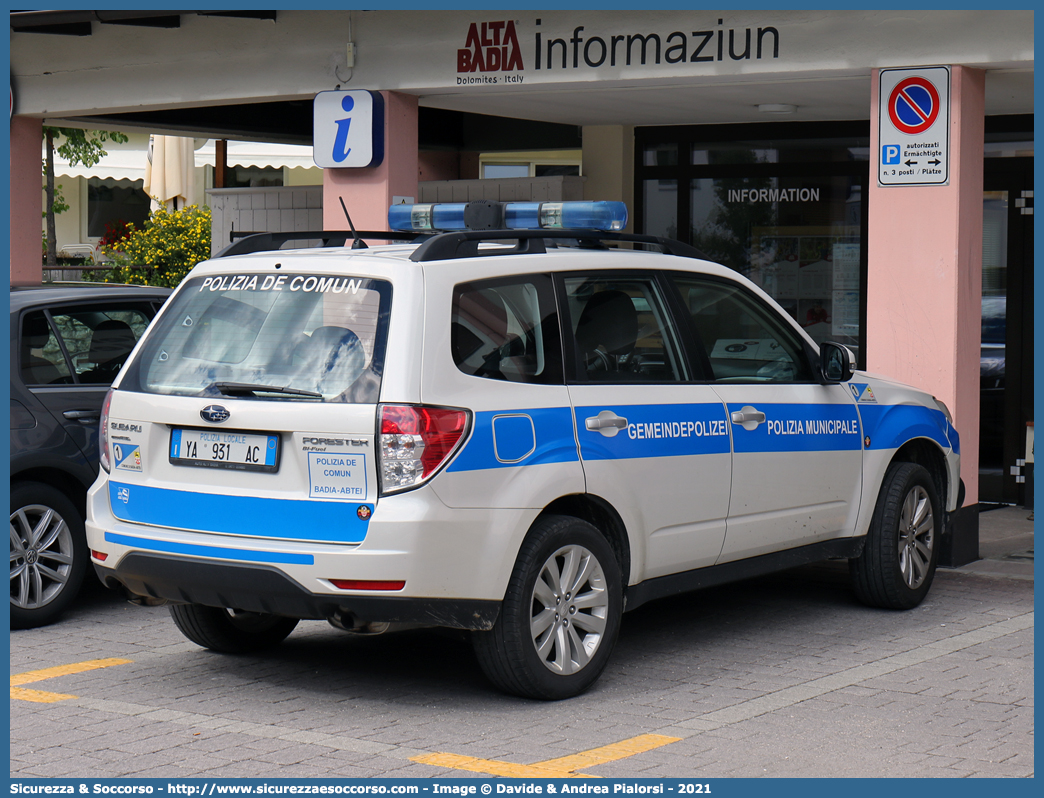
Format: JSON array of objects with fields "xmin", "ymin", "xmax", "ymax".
[{"xmin": 879, "ymin": 66, "xmax": 950, "ymax": 186}]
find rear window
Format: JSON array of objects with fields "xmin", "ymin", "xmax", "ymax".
[{"xmin": 125, "ymin": 273, "xmax": 391, "ymax": 403}]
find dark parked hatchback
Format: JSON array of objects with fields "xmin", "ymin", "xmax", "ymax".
[{"xmin": 10, "ymin": 283, "xmax": 170, "ymax": 628}]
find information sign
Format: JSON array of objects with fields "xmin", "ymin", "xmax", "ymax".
[{"xmin": 313, "ymin": 90, "xmax": 385, "ymax": 169}]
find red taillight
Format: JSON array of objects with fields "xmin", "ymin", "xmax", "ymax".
[
  {"xmin": 378, "ymin": 404, "xmax": 469, "ymax": 494},
  {"xmin": 329, "ymin": 579, "xmax": 405, "ymax": 591},
  {"xmin": 98, "ymin": 388, "xmax": 114, "ymax": 472},
  {"xmin": 91, "ymin": 550, "xmax": 108, "ymax": 562}
]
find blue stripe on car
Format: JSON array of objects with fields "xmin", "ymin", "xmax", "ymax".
[
  {"xmin": 728, "ymin": 403, "xmax": 862, "ymax": 454},
  {"xmin": 443, "ymin": 401, "xmax": 956, "ymax": 472},
  {"xmin": 448, "ymin": 407, "xmax": 579, "ymax": 472},
  {"xmin": 575, "ymin": 403, "xmax": 731, "ymax": 461},
  {"xmin": 857, "ymin": 403, "xmax": 958, "ymax": 453},
  {"xmin": 104, "ymin": 532, "xmax": 315, "ymax": 565},
  {"xmin": 108, "ymin": 482, "xmax": 369, "ymax": 542}
]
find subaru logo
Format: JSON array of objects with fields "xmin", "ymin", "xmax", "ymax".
[{"xmin": 201, "ymin": 405, "xmax": 230, "ymax": 424}]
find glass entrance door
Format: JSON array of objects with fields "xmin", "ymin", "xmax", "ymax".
[
  {"xmin": 635, "ymin": 122, "xmax": 870, "ymax": 365},
  {"xmin": 685, "ymin": 174, "xmax": 863, "ymax": 356},
  {"xmin": 980, "ymin": 156, "xmax": 1033, "ymax": 504}
]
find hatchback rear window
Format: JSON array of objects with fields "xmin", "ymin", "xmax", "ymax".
[{"xmin": 127, "ymin": 274, "xmax": 391, "ymax": 403}]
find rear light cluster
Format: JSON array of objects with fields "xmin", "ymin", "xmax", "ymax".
[
  {"xmin": 98, "ymin": 388, "xmax": 114, "ymax": 472},
  {"xmin": 377, "ymin": 404, "xmax": 469, "ymax": 494}
]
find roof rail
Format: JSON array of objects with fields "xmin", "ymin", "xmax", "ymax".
[
  {"xmin": 408, "ymin": 228, "xmax": 710, "ymax": 263},
  {"xmin": 215, "ymin": 230, "xmax": 423, "ymax": 258}
]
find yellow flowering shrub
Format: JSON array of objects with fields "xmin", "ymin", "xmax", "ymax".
[{"xmin": 85, "ymin": 204, "xmax": 212, "ymax": 288}]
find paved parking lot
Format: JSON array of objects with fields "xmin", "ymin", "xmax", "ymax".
[{"xmin": 11, "ymin": 508, "xmax": 1033, "ymax": 779}]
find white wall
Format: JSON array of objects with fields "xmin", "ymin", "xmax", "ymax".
[{"xmin": 208, "ymin": 187, "xmax": 324, "ymax": 254}]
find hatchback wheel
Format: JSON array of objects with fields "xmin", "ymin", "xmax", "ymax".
[
  {"xmin": 473, "ymin": 514, "xmax": 622, "ymax": 700},
  {"xmin": 851, "ymin": 462, "xmax": 940, "ymax": 609},
  {"xmin": 10, "ymin": 481, "xmax": 87, "ymax": 629},
  {"xmin": 169, "ymin": 604, "xmax": 300, "ymax": 653}
]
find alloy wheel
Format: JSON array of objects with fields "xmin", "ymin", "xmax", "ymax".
[
  {"xmin": 897, "ymin": 485, "xmax": 934, "ymax": 589},
  {"xmin": 10, "ymin": 503, "xmax": 75, "ymax": 610},
  {"xmin": 529, "ymin": 544, "xmax": 609, "ymax": 675}
]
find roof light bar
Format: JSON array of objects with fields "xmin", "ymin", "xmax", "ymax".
[{"xmin": 388, "ymin": 201, "xmax": 628, "ymax": 232}]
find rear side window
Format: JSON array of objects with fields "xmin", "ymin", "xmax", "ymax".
[
  {"xmin": 129, "ymin": 274, "xmax": 392, "ymax": 403},
  {"xmin": 19, "ymin": 312, "xmax": 71, "ymax": 386},
  {"xmin": 451, "ymin": 274, "xmax": 562, "ymax": 384},
  {"xmin": 20, "ymin": 304, "xmax": 154, "ymax": 386}
]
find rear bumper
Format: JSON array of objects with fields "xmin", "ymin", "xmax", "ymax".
[{"xmin": 93, "ymin": 553, "xmax": 501, "ymax": 630}]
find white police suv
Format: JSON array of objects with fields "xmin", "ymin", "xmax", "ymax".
[{"xmin": 86, "ymin": 200, "xmax": 962, "ymax": 700}]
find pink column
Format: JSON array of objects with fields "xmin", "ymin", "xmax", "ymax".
[
  {"xmin": 10, "ymin": 116, "xmax": 43, "ymax": 285},
  {"xmin": 323, "ymin": 92, "xmax": 418, "ymax": 232},
  {"xmin": 867, "ymin": 66, "xmax": 984, "ymax": 511}
]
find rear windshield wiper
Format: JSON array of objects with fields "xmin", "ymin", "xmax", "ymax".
[{"xmin": 208, "ymin": 382, "xmax": 323, "ymax": 399}]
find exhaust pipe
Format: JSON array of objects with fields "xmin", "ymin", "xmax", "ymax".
[
  {"xmin": 105, "ymin": 577, "xmax": 168, "ymax": 607},
  {"xmin": 327, "ymin": 610, "xmax": 390, "ymax": 635}
]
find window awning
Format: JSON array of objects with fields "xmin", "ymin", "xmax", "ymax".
[
  {"xmin": 196, "ymin": 140, "xmax": 316, "ymax": 171},
  {"xmin": 49, "ymin": 139, "xmax": 316, "ymax": 182}
]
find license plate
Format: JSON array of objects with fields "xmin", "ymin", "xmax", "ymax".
[{"xmin": 170, "ymin": 428, "xmax": 280, "ymax": 472}]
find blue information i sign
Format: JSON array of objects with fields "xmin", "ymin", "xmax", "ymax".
[{"xmin": 313, "ymin": 90, "xmax": 385, "ymax": 169}]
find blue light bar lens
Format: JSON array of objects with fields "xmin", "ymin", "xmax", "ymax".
[
  {"xmin": 387, "ymin": 204, "xmax": 420, "ymax": 230},
  {"xmin": 542, "ymin": 201, "xmax": 628, "ymax": 231},
  {"xmin": 432, "ymin": 204, "xmax": 467, "ymax": 230},
  {"xmin": 388, "ymin": 203, "xmax": 468, "ymax": 231},
  {"xmin": 388, "ymin": 201, "xmax": 628, "ymax": 232},
  {"xmin": 504, "ymin": 203, "xmax": 541, "ymax": 229}
]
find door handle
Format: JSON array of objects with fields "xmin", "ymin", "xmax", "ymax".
[
  {"xmin": 730, "ymin": 406, "xmax": 765, "ymax": 431},
  {"xmin": 585, "ymin": 411, "xmax": 628, "ymax": 438},
  {"xmin": 63, "ymin": 409, "xmax": 99, "ymax": 425}
]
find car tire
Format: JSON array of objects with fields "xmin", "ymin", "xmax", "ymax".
[
  {"xmin": 10, "ymin": 481, "xmax": 88, "ymax": 629},
  {"xmin": 472, "ymin": 514, "xmax": 622, "ymax": 700},
  {"xmin": 850, "ymin": 462, "xmax": 941, "ymax": 610},
  {"xmin": 169, "ymin": 604, "xmax": 300, "ymax": 653}
]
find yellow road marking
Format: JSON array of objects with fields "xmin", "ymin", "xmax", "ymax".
[
  {"xmin": 10, "ymin": 658, "xmax": 133, "ymax": 702},
  {"xmin": 534, "ymin": 734, "xmax": 679, "ymax": 773},
  {"xmin": 10, "ymin": 686, "xmax": 77, "ymax": 703},
  {"xmin": 412, "ymin": 733, "xmax": 680, "ymax": 778}
]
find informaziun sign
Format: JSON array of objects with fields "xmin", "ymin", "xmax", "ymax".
[{"xmin": 455, "ymin": 17, "xmax": 781, "ymax": 84}]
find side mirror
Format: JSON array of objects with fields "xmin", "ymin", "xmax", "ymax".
[{"xmin": 820, "ymin": 342, "xmax": 854, "ymax": 384}]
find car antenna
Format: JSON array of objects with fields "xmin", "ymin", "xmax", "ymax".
[{"xmin": 339, "ymin": 196, "xmax": 368, "ymax": 249}]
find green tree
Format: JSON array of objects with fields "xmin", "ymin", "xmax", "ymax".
[{"xmin": 42, "ymin": 127, "xmax": 128, "ymax": 266}]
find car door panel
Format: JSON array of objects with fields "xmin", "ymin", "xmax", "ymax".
[
  {"xmin": 19, "ymin": 303, "xmax": 155, "ymax": 467},
  {"xmin": 559, "ymin": 272, "xmax": 732, "ymax": 583},
  {"xmin": 711, "ymin": 386, "xmax": 863, "ymax": 562},
  {"xmin": 666, "ymin": 271, "xmax": 864, "ymax": 563},
  {"xmin": 571, "ymin": 392, "xmax": 732, "ymax": 579}
]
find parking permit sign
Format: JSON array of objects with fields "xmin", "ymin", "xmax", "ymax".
[{"xmin": 879, "ymin": 66, "xmax": 950, "ymax": 186}]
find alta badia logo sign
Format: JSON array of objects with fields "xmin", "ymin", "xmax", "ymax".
[
  {"xmin": 457, "ymin": 20, "xmax": 525, "ymax": 84},
  {"xmin": 456, "ymin": 17, "xmax": 783, "ymax": 86}
]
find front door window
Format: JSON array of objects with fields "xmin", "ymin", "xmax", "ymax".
[{"xmin": 560, "ymin": 275, "xmax": 689, "ymax": 383}]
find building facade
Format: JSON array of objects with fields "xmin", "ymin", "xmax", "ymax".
[{"xmin": 9, "ymin": 9, "xmax": 1035, "ymax": 553}]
